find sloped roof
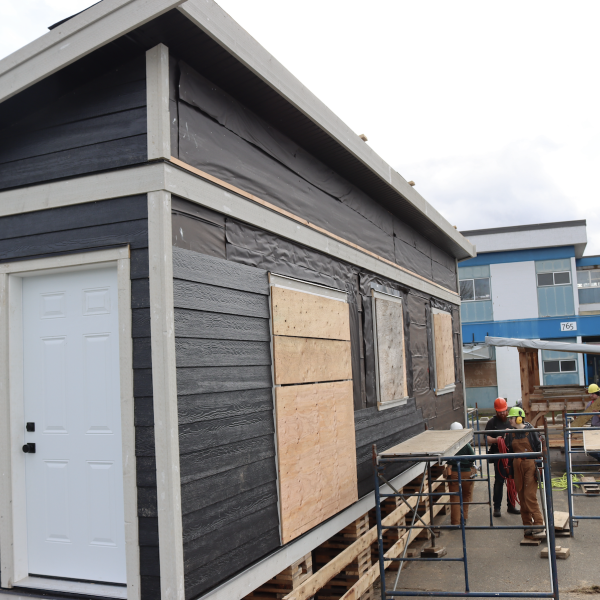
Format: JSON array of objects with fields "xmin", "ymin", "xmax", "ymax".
[{"xmin": 0, "ymin": 0, "xmax": 476, "ymax": 260}]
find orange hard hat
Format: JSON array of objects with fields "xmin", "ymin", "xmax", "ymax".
[{"xmin": 494, "ymin": 397, "xmax": 508, "ymax": 411}]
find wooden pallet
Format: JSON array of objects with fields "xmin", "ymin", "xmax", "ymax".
[
  {"xmin": 314, "ymin": 515, "xmax": 374, "ymax": 600},
  {"xmin": 580, "ymin": 476, "xmax": 600, "ymax": 494},
  {"xmin": 245, "ymin": 553, "xmax": 313, "ymax": 599}
]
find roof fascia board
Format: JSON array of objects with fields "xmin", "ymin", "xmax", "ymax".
[
  {"xmin": 177, "ymin": 0, "xmax": 475, "ymax": 260},
  {"xmin": 0, "ymin": 163, "xmax": 460, "ymax": 305},
  {"xmin": 0, "ymin": 0, "xmax": 186, "ymax": 104}
]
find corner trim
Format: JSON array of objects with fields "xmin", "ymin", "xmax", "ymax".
[
  {"xmin": 146, "ymin": 44, "xmax": 171, "ymax": 160},
  {"xmin": 147, "ymin": 191, "xmax": 185, "ymax": 600}
]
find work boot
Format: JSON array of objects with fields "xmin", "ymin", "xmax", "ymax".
[
  {"xmin": 507, "ymin": 505, "xmax": 520, "ymax": 515},
  {"xmin": 493, "ymin": 508, "xmax": 501, "ymax": 517}
]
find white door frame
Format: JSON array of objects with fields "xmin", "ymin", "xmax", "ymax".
[{"xmin": 0, "ymin": 247, "xmax": 140, "ymax": 600}]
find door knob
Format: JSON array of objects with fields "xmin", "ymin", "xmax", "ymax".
[{"xmin": 22, "ymin": 443, "xmax": 36, "ymax": 453}]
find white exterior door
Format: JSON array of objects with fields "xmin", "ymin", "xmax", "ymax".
[{"xmin": 22, "ymin": 267, "xmax": 126, "ymax": 584}]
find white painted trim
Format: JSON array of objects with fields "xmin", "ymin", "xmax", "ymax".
[
  {"xmin": 0, "ymin": 0, "xmax": 185, "ymax": 104},
  {"xmin": 195, "ymin": 463, "xmax": 425, "ymax": 600},
  {"xmin": 269, "ymin": 273, "xmax": 347, "ymax": 302},
  {"xmin": 177, "ymin": 0, "xmax": 474, "ymax": 260},
  {"xmin": 0, "ymin": 164, "xmax": 460, "ymax": 305},
  {"xmin": 147, "ymin": 191, "xmax": 185, "ymax": 600},
  {"xmin": 431, "ymin": 307, "xmax": 456, "ymax": 396},
  {"xmin": 377, "ymin": 397, "xmax": 408, "ymax": 411},
  {"xmin": 146, "ymin": 44, "xmax": 171, "ymax": 160},
  {"xmin": 16, "ymin": 577, "xmax": 127, "ymax": 599},
  {"xmin": 0, "ymin": 249, "xmax": 139, "ymax": 600}
]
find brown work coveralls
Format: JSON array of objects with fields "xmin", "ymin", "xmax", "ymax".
[
  {"xmin": 511, "ymin": 436, "xmax": 544, "ymax": 527},
  {"xmin": 448, "ymin": 467, "xmax": 475, "ymax": 525}
]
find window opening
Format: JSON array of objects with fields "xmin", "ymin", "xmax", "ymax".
[{"xmin": 537, "ymin": 271, "xmax": 571, "ymax": 287}]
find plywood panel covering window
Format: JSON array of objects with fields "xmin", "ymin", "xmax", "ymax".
[
  {"xmin": 270, "ymin": 275, "xmax": 357, "ymax": 544},
  {"xmin": 372, "ymin": 291, "xmax": 408, "ymax": 409},
  {"xmin": 432, "ymin": 308, "xmax": 456, "ymax": 394}
]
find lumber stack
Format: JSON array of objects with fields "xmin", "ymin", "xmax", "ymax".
[
  {"xmin": 245, "ymin": 554, "xmax": 313, "ymax": 599},
  {"xmin": 313, "ymin": 515, "xmax": 373, "ymax": 600},
  {"xmin": 529, "ymin": 385, "xmax": 587, "ymax": 424}
]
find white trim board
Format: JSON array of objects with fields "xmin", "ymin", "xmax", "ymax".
[
  {"xmin": 146, "ymin": 44, "xmax": 171, "ymax": 161},
  {"xmin": 147, "ymin": 192, "xmax": 185, "ymax": 600},
  {"xmin": 195, "ymin": 463, "xmax": 425, "ymax": 600},
  {"xmin": 0, "ymin": 163, "xmax": 462, "ymax": 306},
  {"xmin": 0, "ymin": 247, "xmax": 140, "ymax": 600}
]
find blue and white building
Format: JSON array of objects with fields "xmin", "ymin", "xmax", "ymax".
[{"xmin": 459, "ymin": 220, "xmax": 600, "ymax": 408}]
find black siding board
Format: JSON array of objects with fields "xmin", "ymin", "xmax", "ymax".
[
  {"xmin": 133, "ymin": 338, "xmax": 152, "ymax": 370},
  {"xmin": 175, "ymin": 338, "xmax": 271, "ymax": 367},
  {"xmin": 0, "ymin": 195, "xmax": 147, "ymax": 240},
  {"xmin": 173, "ymin": 279, "xmax": 269, "ymax": 317},
  {"xmin": 131, "ymin": 279, "xmax": 151, "ymax": 309},
  {"xmin": 131, "ymin": 248, "xmax": 150, "ymax": 279},
  {"xmin": 137, "ymin": 456, "xmax": 158, "ymax": 487},
  {"xmin": 0, "ymin": 107, "xmax": 146, "ymax": 165},
  {"xmin": 180, "ymin": 435, "xmax": 276, "ymax": 485},
  {"xmin": 179, "ymin": 409, "xmax": 274, "ymax": 455},
  {"xmin": 177, "ymin": 388, "xmax": 273, "ymax": 425},
  {"xmin": 140, "ymin": 546, "xmax": 161, "ymax": 576},
  {"xmin": 134, "ymin": 369, "xmax": 154, "ymax": 397},
  {"xmin": 138, "ymin": 517, "xmax": 160, "ymax": 546},
  {"xmin": 177, "ymin": 365, "xmax": 272, "ymax": 396},
  {"xmin": 172, "ymin": 246, "xmax": 268, "ymax": 294},
  {"xmin": 354, "ymin": 408, "xmax": 423, "ymax": 448},
  {"xmin": 183, "ymin": 527, "xmax": 280, "ymax": 600},
  {"xmin": 354, "ymin": 400, "xmax": 418, "ymax": 431},
  {"xmin": 183, "ymin": 504, "xmax": 279, "ymax": 575},
  {"xmin": 0, "ymin": 135, "xmax": 147, "ymax": 191},
  {"xmin": 133, "ymin": 308, "xmax": 151, "ymax": 338},
  {"xmin": 182, "ymin": 481, "xmax": 278, "ymax": 545},
  {"xmin": 135, "ymin": 396, "xmax": 155, "ymax": 427},
  {"xmin": 138, "ymin": 486, "xmax": 158, "ymax": 518},
  {"xmin": 174, "ymin": 308, "xmax": 270, "ymax": 341},
  {"xmin": 136, "ymin": 425, "xmax": 156, "ymax": 457},
  {"xmin": 0, "ymin": 218, "xmax": 148, "ymax": 262},
  {"xmin": 181, "ymin": 457, "xmax": 276, "ymax": 515},
  {"xmin": 141, "ymin": 576, "xmax": 161, "ymax": 600}
]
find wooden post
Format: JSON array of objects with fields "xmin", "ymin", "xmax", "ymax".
[{"xmin": 520, "ymin": 348, "xmax": 540, "ymax": 421}]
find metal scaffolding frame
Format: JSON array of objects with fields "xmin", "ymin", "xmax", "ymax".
[
  {"xmin": 372, "ymin": 419, "xmax": 560, "ymax": 599},
  {"xmin": 563, "ymin": 410, "xmax": 600, "ymax": 535}
]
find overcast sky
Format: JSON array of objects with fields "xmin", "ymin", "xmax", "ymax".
[{"xmin": 2, "ymin": 1, "xmax": 600, "ymax": 253}]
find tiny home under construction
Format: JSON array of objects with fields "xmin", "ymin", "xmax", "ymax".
[{"xmin": 0, "ymin": 2, "xmax": 475, "ymax": 600}]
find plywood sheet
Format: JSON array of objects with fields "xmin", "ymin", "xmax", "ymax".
[
  {"xmin": 381, "ymin": 429, "xmax": 473, "ymax": 457},
  {"xmin": 276, "ymin": 381, "xmax": 358, "ymax": 544},
  {"xmin": 584, "ymin": 430, "xmax": 600, "ymax": 452},
  {"xmin": 464, "ymin": 360, "xmax": 497, "ymax": 388},
  {"xmin": 273, "ymin": 336, "xmax": 352, "ymax": 385},
  {"xmin": 433, "ymin": 311, "xmax": 455, "ymax": 390},
  {"xmin": 374, "ymin": 297, "xmax": 407, "ymax": 402},
  {"xmin": 271, "ymin": 286, "xmax": 350, "ymax": 340}
]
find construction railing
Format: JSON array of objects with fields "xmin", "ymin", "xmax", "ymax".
[
  {"xmin": 563, "ymin": 410, "xmax": 600, "ymax": 536},
  {"xmin": 372, "ymin": 420, "xmax": 560, "ymax": 600}
]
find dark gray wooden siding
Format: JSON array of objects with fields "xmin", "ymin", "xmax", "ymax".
[
  {"xmin": 172, "ymin": 247, "xmax": 279, "ymax": 600},
  {"xmin": 0, "ymin": 55, "xmax": 147, "ymax": 191},
  {"xmin": 0, "ymin": 195, "xmax": 159, "ymax": 600}
]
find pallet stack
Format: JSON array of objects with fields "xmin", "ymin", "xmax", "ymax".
[
  {"xmin": 313, "ymin": 515, "xmax": 374, "ymax": 600},
  {"xmin": 244, "ymin": 553, "xmax": 313, "ymax": 600}
]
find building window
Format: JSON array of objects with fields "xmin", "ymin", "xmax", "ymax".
[
  {"xmin": 535, "ymin": 259, "xmax": 575, "ymax": 317},
  {"xmin": 577, "ymin": 269, "xmax": 600, "ymax": 288},
  {"xmin": 543, "ymin": 359, "xmax": 577, "ymax": 373},
  {"xmin": 458, "ymin": 265, "xmax": 493, "ymax": 323},
  {"xmin": 537, "ymin": 271, "xmax": 571, "ymax": 287},
  {"xmin": 460, "ymin": 277, "xmax": 491, "ymax": 302},
  {"xmin": 541, "ymin": 337, "xmax": 579, "ymax": 385}
]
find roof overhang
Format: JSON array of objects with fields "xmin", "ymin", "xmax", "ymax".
[{"xmin": 0, "ymin": 0, "xmax": 475, "ymax": 260}]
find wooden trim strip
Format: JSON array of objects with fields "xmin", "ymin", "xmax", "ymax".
[{"xmin": 169, "ymin": 157, "xmax": 459, "ymax": 298}]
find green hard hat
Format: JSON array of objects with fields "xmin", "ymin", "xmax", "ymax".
[{"xmin": 508, "ymin": 406, "xmax": 525, "ymax": 419}]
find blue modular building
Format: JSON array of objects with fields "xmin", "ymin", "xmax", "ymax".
[{"xmin": 458, "ymin": 220, "xmax": 600, "ymax": 408}]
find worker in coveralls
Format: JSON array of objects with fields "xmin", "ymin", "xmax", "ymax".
[
  {"xmin": 447, "ymin": 422, "xmax": 476, "ymax": 525},
  {"xmin": 485, "ymin": 398, "xmax": 519, "ymax": 517},
  {"xmin": 505, "ymin": 407, "xmax": 544, "ymax": 536}
]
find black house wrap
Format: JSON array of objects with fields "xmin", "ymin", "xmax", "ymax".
[{"xmin": 0, "ymin": 4, "xmax": 474, "ymax": 600}]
